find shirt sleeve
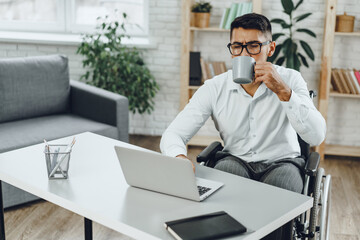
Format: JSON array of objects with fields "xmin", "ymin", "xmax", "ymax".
[
  {"xmin": 160, "ymin": 81, "xmax": 214, "ymax": 157},
  {"xmin": 281, "ymin": 73, "xmax": 326, "ymax": 146}
]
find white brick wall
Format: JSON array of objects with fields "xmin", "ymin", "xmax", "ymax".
[{"xmin": 1, "ymin": 0, "xmax": 359, "ymax": 147}]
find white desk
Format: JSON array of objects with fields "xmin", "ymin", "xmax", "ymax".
[{"xmin": 0, "ymin": 132, "xmax": 313, "ymax": 240}]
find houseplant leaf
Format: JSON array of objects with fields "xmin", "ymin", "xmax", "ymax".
[
  {"xmin": 294, "ymin": 0, "xmax": 304, "ymax": 10},
  {"xmin": 276, "ymin": 56, "xmax": 286, "ymax": 66},
  {"xmin": 298, "ymin": 53, "xmax": 309, "ymax": 67},
  {"xmin": 271, "ymin": 18, "xmax": 287, "ymax": 25},
  {"xmin": 77, "ymin": 15, "xmax": 159, "ymax": 114},
  {"xmin": 270, "ymin": 0, "xmax": 316, "ymax": 71},
  {"xmin": 282, "ymin": 38, "xmax": 292, "ymax": 56},
  {"xmin": 296, "ymin": 28, "xmax": 316, "ymax": 38},
  {"xmin": 293, "ymin": 52, "xmax": 301, "ymax": 71},
  {"xmin": 272, "ymin": 33, "xmax": 285, "ymax": 41},
  {"xmin": 287, "ymin": 55, "xmax": 295, "ymax": 69},
  {"xmin": 281, "ymin": 22, "xmax": 292, "ymax": 29},
  {"xmin": 281, "ymin": 0, "xmax": 294, "ymax": 15},
  {"xmin": 294, "ymin": 13, "xmax": 312, "ymax": 22},
  {"xmin": 300, "ymin": 40, "xmax": 315, "ymax": 60}
]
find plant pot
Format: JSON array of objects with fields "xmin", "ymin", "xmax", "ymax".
[{"xmin": 193, "ymin": 12, "xmax": 210, "ymax": 28}]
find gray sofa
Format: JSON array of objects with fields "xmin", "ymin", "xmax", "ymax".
[{"xmin": 0, "ymin": 54, "xmax": 129, "ymax": 208}]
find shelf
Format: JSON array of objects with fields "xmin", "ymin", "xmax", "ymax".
[
  {"xmin": 335, "ymin": 31, "xmax": 360, "ymax": 36},
  {"xmin": 187, "ymin": 135, "xmax": 223, "ymax": 147},
  {"xmin": 188, "ymin": 85, "xmax": 201, "ymax": 90},
  {"xmin": 190, "ymin": 27, "xmax": 229, "ymax": 32},
  {"xmin": 325, "ymin": 144, "xmax": 360, "ymax": 157},
  {"xmin": 329, "ymin": 92, "xmax": 360, "ymax": 98}
]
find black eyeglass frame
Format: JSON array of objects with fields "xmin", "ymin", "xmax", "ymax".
[{"xmin": 227, "ymin": 40, "xmax": 271, "ymax": 56}]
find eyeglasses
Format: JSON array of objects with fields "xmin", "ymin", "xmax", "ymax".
[{"xmin": 227, "ymin": 41, "xmax": 271, "ymax": 56}]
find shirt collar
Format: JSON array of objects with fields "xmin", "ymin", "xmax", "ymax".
[
  {"xmin": 226, "ymin": 70, "xmax": 268, "ymax": 98},
  {"xmin": 226, "ymin": 70, "xmax": 242, "ymax": 92}
]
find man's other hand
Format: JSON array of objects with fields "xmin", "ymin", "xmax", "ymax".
[
  {"xmin": 254, "ymin": 62, "xmax": 292, "ymax": 101},
  {"xmin": 176, "ymin": 154, "xmax": 196, "ymax": 173}
]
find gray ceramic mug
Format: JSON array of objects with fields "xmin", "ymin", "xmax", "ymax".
[{"xmin": 232, "ymin": 56, "xmax": 256, "ymax": 84}]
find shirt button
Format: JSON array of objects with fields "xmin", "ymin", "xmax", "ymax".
[
  {"xmin": 252, "ymin": 134, "xmax": 256, "ymax": 138},
  {"xmin": 289, "ymin": 106, "xmax": 293, "ymax": 109}
]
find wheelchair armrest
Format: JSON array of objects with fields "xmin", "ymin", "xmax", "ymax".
[
  {"xmin": 304, "ymin": 152, "xmax": 320, "ymax": 176},
  {"xmin": 196, "ymin": 141, "xmax": 223, "ymax": 166}
]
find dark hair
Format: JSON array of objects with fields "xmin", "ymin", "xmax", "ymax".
[{"xmin": 230, "ymin": 13, "xmax": 272, "ymax": 40}]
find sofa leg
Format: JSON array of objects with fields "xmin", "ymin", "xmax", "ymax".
[
  {"xmin": 84, "ymin": 217, "xmax": 92, "ymax": 240},
  {"xmin": 0, "ymin": 181, "xmax": 5, "ymax": 240}
]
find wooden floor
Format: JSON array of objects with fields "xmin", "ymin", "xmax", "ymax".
[{"xmin": 3, "ymin": 135, "xmax": 360, "ymax": 240}]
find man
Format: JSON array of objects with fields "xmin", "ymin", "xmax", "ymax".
[{"xmin": 160, "ymin": 13, "xmax": 326, "ymax": 239}]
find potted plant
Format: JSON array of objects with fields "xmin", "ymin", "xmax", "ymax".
[
  {"xmin": 268, "ymin": 0, "xmax": 316, "ymax": 71},
  {"xmin": 77, "ymin": 14, "xmax": 159, "ymax": 114},
  {"xmin": 191, "ymin": 1, "xmax": 212, "ymax": 28}
]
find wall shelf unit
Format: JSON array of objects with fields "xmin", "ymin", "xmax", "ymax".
[
  {"xmin": 334, "ymin": 31, "xmax": 360, "ymax": 36},
  {"xmin": 180, "ymin": 0, "xmax": 262, "ymax": 147},
  {"xmin": 317, "ymin": 0, "xmax": 360, "ymax": 158}
]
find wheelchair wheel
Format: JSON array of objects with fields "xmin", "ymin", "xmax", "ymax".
[{"xmin": 309, "ymin": 167, "xmax": 324, "ymax": 240}]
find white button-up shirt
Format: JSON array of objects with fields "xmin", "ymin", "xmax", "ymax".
[{"xmin": 160, "ymin": 65, "xmax": 326, "ymax": 162}]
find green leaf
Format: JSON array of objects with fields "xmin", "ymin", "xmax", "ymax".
[
  {"xmin": 76, "ymin": 16, "xmax": 158, "ymax": 114},
  {"xmin": 282, "ymin": 38, "xmax": 292, "ymax": 56},
  {"xmin": 281, "ymin": 23, "xmax": 292, "ymax": 29},
  {"xmin": 281, "ymin": 0, "xmax": 294, "ymax": 15},
  {"xmin": 286, "ymin": 54, "xmax": 294, "ymax": 69},
  {"xmin": 300, "ymin": 40, "xmax": 315, "ymax": 60},
  {"xmin": 271, "ymin": 18, "xmax": 287, "ymax": 25},
  {"xmin": 268, "ymin": 44, "xmax": 283, "ymax": 63},
  {"xmin": 293, "ymin": 53, "xmax": 301, "ymax": 71},
  {"xmin": 276, "ymin": 56, "xmax": 286, "ymax": 66},
  {"xmin": 294, "ymin": 13, "xmax": 312, "ymax": 22},
  {"xmin": 272, "ymin": 33, "xmax": 285, "ymax": 41},
  {"xmin": 296, "ymin": 28, "xmax": 316, "ymax": 38},
  {"xmin": 298, "ymin": 53, "xmax": 309, "ymax": 67},
  {"xmin": 294, "ymin": 0, "xmax": 304, "ymax": 9}
]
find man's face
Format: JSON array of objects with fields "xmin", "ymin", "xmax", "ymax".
[{"xmin": 230, "ymin": 27, "xmax": 275, "ymax": 62}]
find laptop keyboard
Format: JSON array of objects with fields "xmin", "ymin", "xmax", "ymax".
[{"xmin": 197, "ymin": 186, "xmax": 212, "ymax": 196}]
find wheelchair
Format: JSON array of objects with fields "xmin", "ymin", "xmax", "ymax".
[{"xmin": 196, "ymin": 91, "xmax": 332, "ymax": 240}]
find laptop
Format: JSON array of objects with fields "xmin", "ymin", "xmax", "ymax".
[{"xmin": 114, "ymin": 146, "xmax": 224, "ymax": 202}]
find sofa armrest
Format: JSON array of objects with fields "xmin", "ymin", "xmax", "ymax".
[{"xmin": 70, "ymin": 80, "xmax": 129, "ymax": 142}]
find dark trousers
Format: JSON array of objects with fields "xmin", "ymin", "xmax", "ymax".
[{"xmin": 213, "ymin": 152, "xmax": 305, "ymax": 240}]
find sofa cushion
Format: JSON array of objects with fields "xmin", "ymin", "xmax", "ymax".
[
  {"xmin": 0, "ymin": 55, "xmax": 70, "ymax": 123},
  {"xmin": 0, "ymin": 114, "xmax": 118, "ymax": 153}
]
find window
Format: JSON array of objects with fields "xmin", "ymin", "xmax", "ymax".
[{"xmin": 0, "ymin": 0, "xmax": 148, "ymax": 36}]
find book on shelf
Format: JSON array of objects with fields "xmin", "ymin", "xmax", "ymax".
[
  {"xmin": 335, "ymin": 68, "xmax": 351, "ymax": 94},
  {"xmin": 330, "ymin": 68, "xmax": 360, "ymax": 94},
  {"xmin": 219, "ymin": 8, "xmax": 230, "ymax": 29},
  {"xmin": 331, "ymin": 69, "xmax": 345, "ymax": 93},
  {"xmin": 354, "ymin": 69, "xmax": 360, "ymax": 85},
  {"xmin": 199, "ymin": 59, "xmax": 227, "ymax": 83},
  {"xmin": 208, "ymin": 62, "xmax": 215, "ymax": 77},
  {"xmin": 330, "ymin": 69, "xmax": 342, "ymax": 93},
  {"xmin": 349, "ymin": 69, "xmax": 360, "ymax": 94},
  {"xmin": 189, "ymin": 52, "xmax": 202, "ymax": 86},
  {"xmin": 341, "ymin": 68, "xmax": 357, "ymax": 94},
  {"xmin": 199, "ymin": 57, "xmax": 208, "ymax": 83},
  {"xmin": 243, "ymin": 2, "xmax": 253, "ymax": 15},
  {"xmin": 221, "ymin": 2, "xmax": 253, "ymax": 29},
  {"xmin": 224, "ymin": 3, "xmax": 238, "ymax": 30},
  {"xmin": 235, "ymin": 2, "xmax": 244, "ymax": 19},
  {"xmin": 164, "ymin": 211, "xmax": 247, "ymax": 240}
]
